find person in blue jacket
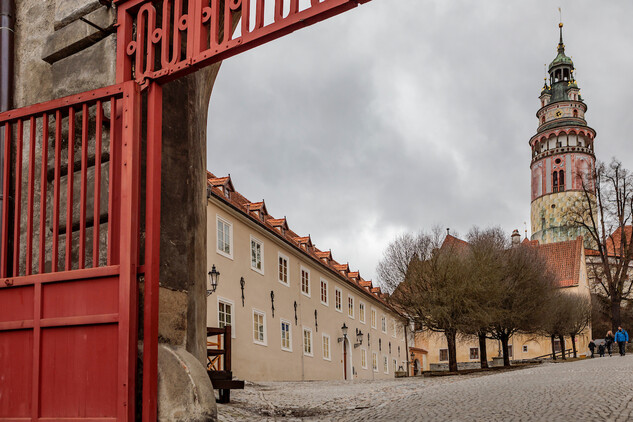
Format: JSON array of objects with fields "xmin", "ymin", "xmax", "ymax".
[{"xmin": 614, "ymin": 326, "xmax": 629, "ymax": 356}]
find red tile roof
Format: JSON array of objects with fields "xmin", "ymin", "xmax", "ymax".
[
  {"xmin": 586, "ymin": 226, "xmax": 633, "ymax": 258},
  {"xmin": 207, "ymin": 172, "xmax": 393, "ymax": 308},
  {"xmin": 441, "ymin": 234, "xmax": 584, "ymax": 288}
]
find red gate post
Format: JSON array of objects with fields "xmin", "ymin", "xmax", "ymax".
[
  {"xmin": 143, "ymin": 82, "xmax": 163, "ymax": 422},
  {"xmin": 117, "ymin": 81, "xmax": 142, "ymax": 421}
]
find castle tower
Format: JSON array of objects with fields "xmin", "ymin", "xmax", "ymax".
[{"xmin": 530, "ymin": 22, "xmax": 596, "ymax": 245}]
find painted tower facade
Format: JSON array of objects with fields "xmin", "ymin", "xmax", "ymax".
[{"xmin": 530, "ymin": 23, "xmax": 596, "ymax": 245}]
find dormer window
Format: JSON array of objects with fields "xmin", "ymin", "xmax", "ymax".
[{"xmin": 224, "ymin": 188, "xmax": 230, "ymax": 199}]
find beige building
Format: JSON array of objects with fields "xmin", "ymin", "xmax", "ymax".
[
  {"xmin": 206, "ymin": 172, "xmax": 409, "ymax": 382},
  {"xmin": 413, "ymin": 234, "xmax": 592, "ymax": 372}
]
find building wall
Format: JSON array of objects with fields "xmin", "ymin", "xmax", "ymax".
[{"xmin": 206, "ymin": 198, "xmax": 408, "ymax": 382}]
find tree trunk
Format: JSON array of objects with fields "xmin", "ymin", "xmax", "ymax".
[
  {"xmin": 478, "ymin": 332, "xmax": 488, "ymax": 369},
  {"xmin": 570, "ymin": 334, "xmax": 577, "ymax": 358},
  {"xmin": 550, "ymin": 335, "xmax": 557, "ymax": 360},
  {"xmin": 611, "ymin": 298, "xmax": 622, "ymax": 332},
  {"xmin": 500, "ymin": 334, "xmax": 510, "ymax": 367},
  {"xmin": 445, "ymin": 329, "xmax": 458, "ymax": 373},
  {"xmin": 559, "ymin": 335, "xmax": 566, "ymax": 360}
]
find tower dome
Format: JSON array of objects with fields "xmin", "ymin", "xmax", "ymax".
[{"xmin": 529, "ymin": 22, "xmax": 597, "ymax": 246}]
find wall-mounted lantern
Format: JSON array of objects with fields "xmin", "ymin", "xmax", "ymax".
[
  {"xmin": 337, "ymin": 323, "xmax": 348, "ymax": 343},
  {"xmin": 240, "ymin": 277, "xmax": 245, "ymax": 306},
  {"xmin": 207, "ymin": 265, "xmax": 220, "ymax": 296},
  {"xmin": 294, "ymin": 301, "xmax": 298, "ymax": 325},
  {"xmin": 314, "ymin": 309, "xmax": 318, "ymax": 332},
  {"xmin": 270, "ymin": 291, "xmax": 275, "ymax": 317},
  {"xmin": 354, "ymin": 328, "xmax": 363, "ymax": 348}
]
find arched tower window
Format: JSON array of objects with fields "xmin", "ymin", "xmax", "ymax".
[
  {"xmin": 541, "ymin": 116, "xmax": 545, "ymax": 124},
  {"xmin": 573, "ymin": 109, "xmax": 578, "ymax": 118},
  {"xmin": 553, "ymin": 171, "xmax": 559, "ymax": 193},
  {"xmin": 559, "ymin": 170, "xmax": 565, "ymax": 191}
]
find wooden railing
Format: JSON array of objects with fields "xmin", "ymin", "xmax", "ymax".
[{"xmin": 207, "ymin": 325, "xmax": 244, "ymax": 403}]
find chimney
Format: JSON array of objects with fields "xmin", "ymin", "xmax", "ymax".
[{"xmin": 511, "ymin": 229, "xmax": 521, "ymax": 247}]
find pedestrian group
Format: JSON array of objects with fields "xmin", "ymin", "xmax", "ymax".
[{"xmin": 588, "ymin": 326, "xmax": 629, "ymax": 358}]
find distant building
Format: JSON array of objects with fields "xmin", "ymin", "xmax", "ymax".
[{"xmin": 206, "ymin": 172, "xmax": 409, "ymax": 381}]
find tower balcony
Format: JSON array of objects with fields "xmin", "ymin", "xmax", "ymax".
[{"xmin": 531, "ymin": 145, "xmax": 594, "ymax": 164}]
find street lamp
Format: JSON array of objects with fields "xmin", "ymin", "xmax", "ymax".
[
  {"xmin": 354, "ymin": 328, "xmax": 363, "ymax": 348},
  {"xmin": 337, "ymin": 323, "xmax": 348, "ymax": 343},
  {"xmin": 207, "ymin": 265, "xmax": 220, "ymax": 296}
]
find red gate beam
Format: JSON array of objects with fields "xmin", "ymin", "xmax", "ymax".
[{"xmin": 115, "ymin": 0, "xmax": 371, "ymax": 85}]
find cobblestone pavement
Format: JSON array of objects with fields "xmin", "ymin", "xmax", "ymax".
[{"xmin": 217, "ymin": 355, "xmax": 633, "ymax": 421}]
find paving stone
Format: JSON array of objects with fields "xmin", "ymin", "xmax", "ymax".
[{"xmin": 218, "ymin": 355, "xmax": 633, "ymax": 421}]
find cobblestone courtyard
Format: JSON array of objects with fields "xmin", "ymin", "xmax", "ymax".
[{"xmin": 218, "ymin": 355, "xmax": 633, "ymax": 421}]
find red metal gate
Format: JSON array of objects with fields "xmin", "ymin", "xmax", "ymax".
[{"xmin": 0, "ymin": 82, "xmax": 142, "ymax": 421}]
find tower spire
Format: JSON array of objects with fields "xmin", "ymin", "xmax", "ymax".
[{"xmin": 558, "ymin": 8, "xmax": 564, "ymax": 52}]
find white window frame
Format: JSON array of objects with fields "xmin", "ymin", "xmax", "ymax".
[
  {"xmin": 252, "ymin": 309, "xmax": 267, "ymax": 346},
  {"xmin": 371, "ymin": 308, "xmax": 377, "ymax": 329},
  {"xmin": 250, "ymin": 235, "xmax": 264, "ymax": 275},
  {"xmin": 359, "ymin": 301, "xmax": 366, "ymax": 324},
  {"xmin": 303, "ymin": 327, "xmax": 313, "ymax": 357},
  {"xmin": 392, "ymin": 319, "xmax": 397, "ymax": 338},
  {"xmin": 320, "ymin": 278, "xmax": 329, "ymax": 306},
  {"xmin": 347, "ymin": 295, "xmax": 354, "ymax": 319},
  {"xmin": 393, "ymin": 358, "xmax": 398, "ymax": 373},
  {"xmin": 469, "ymin": 347, "xmax": 479, "ymax": 360},
  {"xmin": 300, "ymin": 266, "xmax": 311, "ymax": 297},
  {"xmin": 322, "ymin": 334, "xmax": 331, "ymax": 361},
  {"xmin": 361, "ymin": 348, "xmax": 367, "ymax": 369},
  {"xmin": 217, "ymin": 296, "xmax": 236, "ymax": 338},
  {"xmin": 372, "ymin": 352, "xmax": 378, "ymax": 372},
  {"xmin": 334, "ymin": 287, "xmax": 342, "ymax": 313},
  {"xmin": 216, "ymin": 215, "xmax": 233, "ymax": 259},
  {"xmin": 383, "ymin": 355, "xmax": 389, "ymax": 374},
  {"xmin": 381, "ymin": 315, "xmax": 387, "ymax": 333},
  {"xmin": 277, "ymin": 252, "xmax": 289, "ymax": 286},
  {"xmin": 280, "ymin": 319, "xmax": 292, "ymax": 352}
]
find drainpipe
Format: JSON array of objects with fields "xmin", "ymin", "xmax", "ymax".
[
  {"xmin": 0, "ymin": 0, "xmax": 14, "ymax": 112},
  {"xmin": 0, "ymin": 0, "xmax": 14, "ymax": 240}
]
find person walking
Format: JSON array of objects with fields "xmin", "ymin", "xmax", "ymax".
[
  {"xmin": 605, "ymin": 331, "xmax": 615, "ymax": 357},
  {"xmin": 588, "ymin": 339, "xmax": 596, "ymax": 358},
  {"xmin": 614, "ymin": 326, "xmax": 629, "ymax": 356},
  {"xmin": 598, "ymin": 343, "xmax": 605, "ymax": 357}
]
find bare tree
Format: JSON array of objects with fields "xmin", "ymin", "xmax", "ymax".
[
  {"xmin": 377, "ymin": 231, "xmax": 434, "ymax": 293},
  {"xmin": 386, "ymin": 229, "xmax": 472, "ymax": 372},
  {"xmin": 488, "ymin": 244, "xmax": 558, "ymax": 366},
  {"xmin": 565, "ymin": 294, "xmax": 592, "ymax": 358},
  {"xmin": 567, "ymin": 158, "xmax": 633, "ymax": 330},
  {"xmin": 460, "ymin": 227, "xmax": 508, "ymax": 369}
]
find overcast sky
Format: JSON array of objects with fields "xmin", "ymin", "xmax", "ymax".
[{"xmin": 206, "ymin": 0, "xmax": 633, "ymax": 284}]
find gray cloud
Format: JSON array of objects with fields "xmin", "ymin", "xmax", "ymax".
[{"xmin": 207, "ymin": 0, "xmax": 633, "ymax": 283}]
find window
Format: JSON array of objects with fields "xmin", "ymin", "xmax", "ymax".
[
  {"xmin": 216, "ymin": 216, "xmax": 232, "ymax": 258},
  {"xmin": 508, "ymin": 345, "xmax": 513, "ymax": 358},
  {"xmin": 469, "ymin": 348, "xmax": 479, "ymax": 360},
  {"xmin": 347, "ymin": 295, "xmax": 354, "ymax": 318},
  {"xmin": 335, "ymin": 287, "xmax": 342, "ymax": 312},
  {"xmin": 278, "ymin": 253, "xmax": 288, "ymax": 286},
  {"xmin": 439, "ymin": 349, "xmax": 448, "ymax": 362},
  {"xmin": 303, "ymin": 328, "xmax": 313, "ymax": 356},
  {"xmin": 361, "ymin": 348, "xmax": 367, "ymax": 369},
  {"xmin": 252, "ymin": 310, "xmax": 267, "ymax": 346},
  {"xmin": 301, "ymin": 267, "xmax": 310, "ymax": 297},
  {"xmin": 217, "ymin": 298, "xmax": 236, "ymax": 337},
  {"xmin": 372, "ymin": 352, "xmax": 378, "ymax": 372},
  {"xmin": 393, "ymin": 358, "xmax": 398, "ymax": 373},
  {"xmin": 559, "ymin": 170, "xmax": 565, "ymax": 191},
  {"xmin": 250, "ymin": 236, "xmax": 264, "ymax": 274},
  {"xmin": 383, "ymin": 355, "xmax": 388, "ymax": 374},
  {"xmin": 381, "ymin": 315, "xmax": 387, "ymax": 333},
  {"xmin": 553, "ymin": 171, "xmax": 559, "ymax": 193},
  {"xmin": 522, "ymin": 345, "xmax": 528, "ymax": 353},
  {"xmin": 392, "ymin": 319, "xmax": 397, "ymax": 337},
  {"xmin": 320, "ymin": 279, "xmax": 328, "ymax": 305},
  {"xmin": 322, "ymin": 334, "xmax": 331, "ymax": 361},
  {"xmin": 359, "ymin": 302, "xmax": 366, "ymax": 323},
  {"xmin": 371, "ymin": 308, "xmax": 377, "ymax": 329},
  {"xmin": 281, "ymin": 320, "xmax": 292, "ymax": 352}
]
